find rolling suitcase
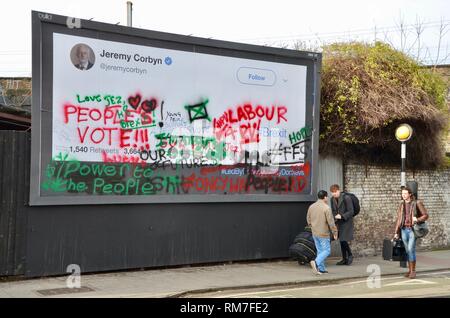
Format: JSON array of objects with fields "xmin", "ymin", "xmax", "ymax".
[
  {"xmin": 289, "ymin": 230, "xmax": 317, "ymax": 265},
  {"xmin": 382, "ymin": 239, "xmax": 393, "ymax": 260}
]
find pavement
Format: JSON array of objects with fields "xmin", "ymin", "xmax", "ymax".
[{"xmin": 0, "ymin": 249, "xmax": 449, "ymax": 298}]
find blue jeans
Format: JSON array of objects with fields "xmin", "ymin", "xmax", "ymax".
[
  {"xmin": 401, "ymin": 227, "xmax": 416, "ymax": 262},
  {"xmin": 313, "ymin": 236, "xmax": 331, "ymax": 272}
]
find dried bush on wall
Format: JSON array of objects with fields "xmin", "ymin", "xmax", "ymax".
[{"xmin": 320, "ymin": 42, "xmax": 448, "ymax": 168}]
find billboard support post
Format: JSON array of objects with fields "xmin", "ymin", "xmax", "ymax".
[{"xmin": 127, "ymin": 1, "xmax": 133, "ymax": 27}]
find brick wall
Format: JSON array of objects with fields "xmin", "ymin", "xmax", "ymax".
[{"xmin": 344, "ymin": 163, "xmax": 450, "ymax": 257}]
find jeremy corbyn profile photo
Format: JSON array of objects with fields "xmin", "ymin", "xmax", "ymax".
[{"xmin": 70, "ymin": 43, "xmax": 95, "ymax": 70}]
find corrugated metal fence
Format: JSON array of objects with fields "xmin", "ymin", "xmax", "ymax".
[
  {"xmin": 318, "ymin": 154, "xmax": 343, "ymax": 257},
  {"xmin": 318, "ymin": 154, "xmax": 343, "ymax": 192},
  {"xmin": 0, "ymin": 131, "xmax": 29, "ymax": 276}
]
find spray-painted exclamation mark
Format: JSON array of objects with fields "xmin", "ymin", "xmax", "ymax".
[
  {"xmin": 158, "ymin": 100, "xmax": 164, "ymax": 128},
  {"xmin": 144, "ymin": 129, "xmax": 149, "ymax": 142},
  {"xmin": 133, "ymin": 129, "xmax": 139, "ymax": 148},
  {"xmin": 142, "ymin": 129, "xmax": 150, "ymax": 150}
]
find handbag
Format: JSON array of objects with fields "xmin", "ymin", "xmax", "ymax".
[
  {"xmin": 392, "ymin": 239, "xmax": 407, "ymax": 261},
  {"xmin": 413, "ymin": 202, "xmax": 429, "ymax": 239},
  {"xmin": 413, "ymin": 222, "xmax": 429, "ymax": 238}
]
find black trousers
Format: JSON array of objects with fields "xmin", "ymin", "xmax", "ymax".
[{"xmin": 340, "ymin": 241, "xmax": 353, "ymax": 259}]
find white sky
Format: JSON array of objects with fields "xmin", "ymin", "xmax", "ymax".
[{"xmin": 0, "ymin": 0, "xmax": 449, "ymax": 76}]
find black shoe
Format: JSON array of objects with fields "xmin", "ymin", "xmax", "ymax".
[
  {"xmin": 336, "ymin": 259, "xmax": 347, "ymax": 265},
  {"xmin": 346, "ymin": 255, "xmax": 353, "ymax": 265},
  {"xmin": 319, "ymin": 270, "xmax": 329, "ymax": 274}
]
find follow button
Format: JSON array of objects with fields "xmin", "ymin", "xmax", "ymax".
[{"xmin": 237, "ymin": 67, "xmax": 276, "ymax": 86}]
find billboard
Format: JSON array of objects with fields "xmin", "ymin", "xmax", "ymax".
[{"xmin": 31, "ymin": 11, "xmax": 321, "ymax": 205}]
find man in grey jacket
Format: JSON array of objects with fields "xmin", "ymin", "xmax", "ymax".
[
  {"xmin": 307, "ymin": 190, "xmax": 338, "ymax": 275},
  {"xmin": 330, "ymin": 184, "xmax": 355, "ymax": 265}
]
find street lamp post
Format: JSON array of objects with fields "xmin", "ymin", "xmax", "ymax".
[{"xmin": 395, "ymin": 124, "xmax": 413, "ymax": 187}]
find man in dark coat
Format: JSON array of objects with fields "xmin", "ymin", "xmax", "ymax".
[{"xmin": 330, "ymin": 184, "xmax": 354, "ymax": 265}]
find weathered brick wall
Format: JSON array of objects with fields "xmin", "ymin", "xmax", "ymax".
[{"xmin": 344, "ymin": 163, "xmax": 450, "ymax": 257}]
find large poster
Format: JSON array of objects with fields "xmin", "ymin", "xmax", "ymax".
[
  {"xmin": 31, "ymin": 13, "xmax": 320, "ymax": 205},
  {"xmin": 53, "ymin": 34, "xmax": 307, "ymax": 164}
]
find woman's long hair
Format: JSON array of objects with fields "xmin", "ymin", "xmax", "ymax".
[{"xmin": 402, "ymin": 186, "xmax": 416, "ymax": 201}]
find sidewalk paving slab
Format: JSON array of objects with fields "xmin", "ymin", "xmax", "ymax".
[{"xmin": 0, "ymin": 250, "xmax": 449, "ymax": 298}]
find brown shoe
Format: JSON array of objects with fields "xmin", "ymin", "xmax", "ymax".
[
  {"xmin": 310, "ymin": 260, "xmax": 321, "ymax": 275},
  {"xmin": 404, "ymin": 262, "xmax": 411, "ymax": 278},
  {"xmin": 409, "ymin": 261, "xmax": 416, "ymax": 279}
]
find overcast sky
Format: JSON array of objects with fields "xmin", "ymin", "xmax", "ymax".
[{"xmin": 0, "ymin": 0, "xmax": 449, "ymax": 76}]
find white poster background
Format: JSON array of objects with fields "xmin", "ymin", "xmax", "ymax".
[{"xmin": 52, "ymin": 33, "xmax": 307, "ymax": 164}]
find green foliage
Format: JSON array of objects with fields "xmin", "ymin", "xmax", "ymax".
[
  {"xmin": 417, "ymin": 68, "xmax": 448, "ymax": 112},
  {"xmin": 319, "ymin": 41, "xmax": 449, "ymax": 168}
]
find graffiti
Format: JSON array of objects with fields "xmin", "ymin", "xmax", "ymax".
[
  {"xmin": 158, "ymin": 100, "xmax": 165, "ymax": 128},
  {"xmin": 185, "ymin": 99, "xmax": 210, "ymax": 122},
  {"xmin": 154, "ymin": 133, "xmax": 218, "ymax": 150},
  {"xmin": 102, "ymin": 151, "xmax": 147, "ymax": 164},
  {"xmin": 61, "ymin": 94, "xmax": 299, "ymax": 163},
  {"xmin": 150, "ymin": 133, "xmax": 227, "ymax": 162},
  {"xmin": 51, "ymin": 90, "xmax": 313, "ymax": 196},
  {"xmin": 245, "ymin": 175, "xmax": 308, "ymax": 193},
  {"xmin": 181, "ymin": 173, "xmax": 242, "ymax": 193},
  {"xmin": 182, "ymin": 166, "xmax": 310, "ymax": 194},
  {"xmin": 120, "ymin": 94, "xmax": 159, "ymax": 130},
  {"xmin": 266, "ymin": 142, "xmax": 310, "ymax": 164},
  {"xmin": 288, "ymin": 126, "xmax": 312, "ymax": 146},
  {"xmin": 213, "ymin": 104, "xmax": 287, "ymax": 144},
  {"xmin": 242, "ymin": 150, "xmax": 271, "ymax": 166},
  {"xmin": 75, "ymin": 126, "xmax": 116, "ymax": 145},
  {"xmin": 128, "ymin": 94, "xmax": 141, "ymax": 109},
  {"xmin": 118, "ymin": 110, "xmax": 155, "ymax": 130},
  {"xmin": 42, "ymin": 156, "xmax": 176, "ymax": 195},
  {"xmin": 127, "ymin": 94, "xmax": 158, "ymax": 113},
  {"xmin": 76, "ymin": 94, "xmax": 101, "ymax": 103},
  {"xmin": 214, "ymin": 104, "xmax": 288, "ymax": 128},
  {"xmin": 76, "ymin": 94, "xmax": 123, "ymax": 106},
  {"xmin": 42, "ymin": 152, "xmax": 311, "ymax": 195},
  {"xmin": 136, "ymin": 148, "xmax": 167, "ymax": 163},
  {"xmin": 42, "ymin": 152, "xmax": 76, "ymax": 192},
  {"xmin": 141, "ymin": 98, "xmax": 158, "ymax": 113},
  {"xmin": 239, "ymin": 120, "xmax": 261, "ymax": 144},
  {"xmin": 64, "ymin": 104, "xmax": 122, "ymax": 125},
  {"xmin": 165, "ymin": 111, "xmax": 183, "ymax": 122},
  {"xmin": 138, "ymin": 151, "xmax": 221, "ymax": 167},
  {"xmin": 64, "ymin": 97, "xmax": 154, "ymax": 150}
]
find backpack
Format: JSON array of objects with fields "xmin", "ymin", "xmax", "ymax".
[{"xmin": 343, "ymin": 192, "xmax": 360, "ymax": 216}]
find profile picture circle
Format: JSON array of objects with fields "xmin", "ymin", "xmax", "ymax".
[{"xmin": 70, "ymin": 43, "xmax": 95, "ymax": 71}]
